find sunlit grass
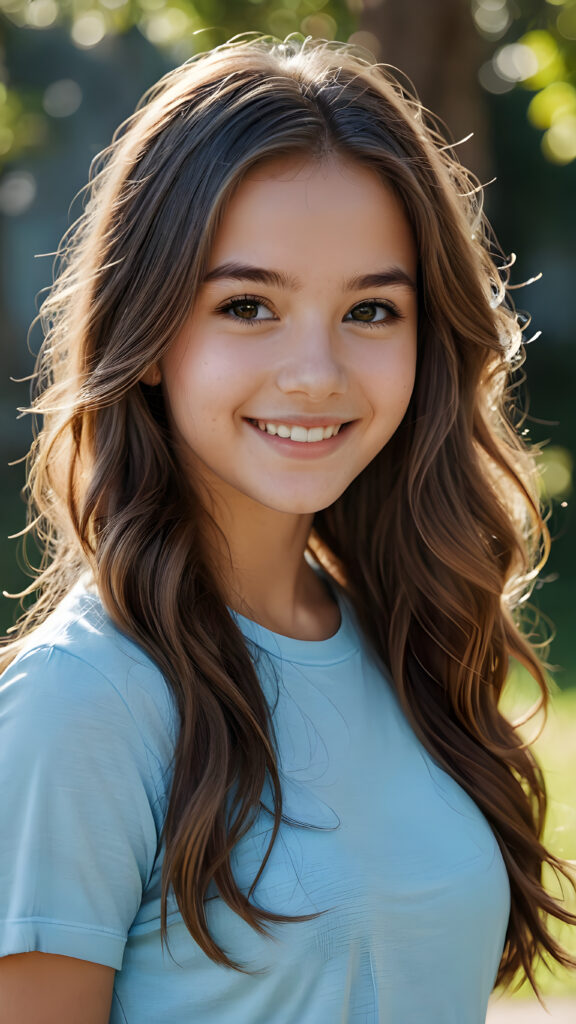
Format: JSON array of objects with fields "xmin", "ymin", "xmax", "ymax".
[{"xmin": 496, "ymin": 669, "xmax": 576, "ymax": 998}]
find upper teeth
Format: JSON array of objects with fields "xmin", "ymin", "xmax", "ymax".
[{"xmin": 256, "ymin": 421, "xmax": 342, "ymax": 442}]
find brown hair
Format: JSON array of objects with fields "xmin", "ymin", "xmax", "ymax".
[{"xmin": 3, "ymin": 36, "xmax": 575, "ymax": 994}]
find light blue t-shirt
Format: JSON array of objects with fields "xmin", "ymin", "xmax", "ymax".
[{"xmin": 0, "ymin": 582, "xmax": 510, "ymax": 1023}]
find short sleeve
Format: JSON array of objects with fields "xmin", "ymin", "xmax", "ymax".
[{"xmin": 0, "ymin": 644, "xmax": 162, "ymax": 969}]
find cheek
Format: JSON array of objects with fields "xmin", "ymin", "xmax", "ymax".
[
  {"xmin": 365, "ymin": 341, "xmax": 417, "ymax": 418},
  {"xmin": 162, "ymin": 342, "xmax": 247, "ymax": 427}
]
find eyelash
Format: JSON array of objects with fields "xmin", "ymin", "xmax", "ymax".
[{"xmin": 214, "ymin": 293, "xmax": 405, "ymax": 329}]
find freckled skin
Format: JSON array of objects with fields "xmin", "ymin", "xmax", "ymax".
[{"xmin": 156, "ymin": 155, "xmax": 418, "ymax": 519}]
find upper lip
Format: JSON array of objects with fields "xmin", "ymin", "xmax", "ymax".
[{"xmin": 246, "ymin": 415, "xmax": 353, "ymax": 428}]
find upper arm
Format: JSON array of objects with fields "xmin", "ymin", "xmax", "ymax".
[{"xmin": 0, "ymin": 952, "xmax": 115, "ymax": 1024}]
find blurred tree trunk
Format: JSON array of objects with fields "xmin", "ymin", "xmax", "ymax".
[{"xmin": 359, "ymin": 0, "xmax": 491, "ymax": 179}]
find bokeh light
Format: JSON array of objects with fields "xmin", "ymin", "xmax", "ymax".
[
  {"xmin": 478, "ymin": 60, "xmax": 515, "ymax": 94},
  {"xmin": 528, "ymin": 81, "xmax": 576, "ymax": 129},
  {"xmin": 71, "ymin": 10, "xmax": 107, "ymax": 48},
  {"xmin": 472, "ymin": 0, "xmax": 511, "ymax": 40},
  {"xmin": 0, "ymin": 171, "xmax": 37, "ymax": 216},
  {"xmin": 518, "ymin": 30, "xmax": 566, "ymax": 90},
  {"xmin": 493, "ymin": 43, "xmax": 539, "ymax": 82},
  {"xmin": 557, "ymin": 3, "xmax": 576, "ymax": 40},
  {"xmin": 267, "ymin": 8, "xmax": 299, "ymax": 36},
  {"xmin": 540, "ymin": 446, "xmax": 574, "ymax": 497},
  {"xmin": 542, "ymin": 115, "xmax": 576, "ymax": 163},
  {"xmin": 25, "ymin": 0, "xmax": 58, "ymax": 28},
  {"xmin": 347, "ymin": 30, "xmax": 381, "ymax": 58},
  {"xmin": 42, "ymin": 79, "xmax": 83, "ymax": 118},
  {"xmin": 141, "ymin": 8, "xmax": 192, "ymax": 45},
  {"xmin": 301, "ymin": 12, "xmax": 337, "ymax": 39}
]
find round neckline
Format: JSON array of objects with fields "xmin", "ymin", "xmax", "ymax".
[{"xmin": 230, "ymin": 584, "xmax": 359, "ymax": 666}]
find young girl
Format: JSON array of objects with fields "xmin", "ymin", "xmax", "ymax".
[{"xmin": 0, "ymin": 36, "xmax": 574, "ymax": 1024}]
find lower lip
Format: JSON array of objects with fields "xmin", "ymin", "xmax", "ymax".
[{"xmin": 245, "ymin": 420, "xmax": 353, "ymax": 458}]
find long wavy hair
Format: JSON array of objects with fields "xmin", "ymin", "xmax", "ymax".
[{"xmin": 3, "ymin": 36, "xmax": 575, "ymax": 995}]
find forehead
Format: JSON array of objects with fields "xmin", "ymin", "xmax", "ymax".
[{"xmin": 208, "ymin": 155, "xmax": 417, "ymax": 282}]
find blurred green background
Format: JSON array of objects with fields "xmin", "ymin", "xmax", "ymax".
[{"xmin": 1, "ymin": 0, "xmax": 575, "ymax": 998}]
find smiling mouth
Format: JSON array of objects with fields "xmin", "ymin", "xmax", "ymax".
[{"xmin": 246, "ymin": 419, "xmax": 352, "ymax": 443}]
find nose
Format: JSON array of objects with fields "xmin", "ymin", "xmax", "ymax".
[{"xmin": 275, "ymin": 319, "xmax": 347, "ymax": 400}]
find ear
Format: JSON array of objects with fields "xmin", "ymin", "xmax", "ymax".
[{"xmin": 141, "ymin": 363, "xmax": 161, "ymax": 386}]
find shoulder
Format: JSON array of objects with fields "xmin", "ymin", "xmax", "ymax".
[{"xmin": 1, "ymin": 582, "xmax": 178, "ymax": 780}]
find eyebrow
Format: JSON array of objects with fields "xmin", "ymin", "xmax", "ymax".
[{"xmin": 203, "ymin": 261, "xmax": 416, "ymax": 292}]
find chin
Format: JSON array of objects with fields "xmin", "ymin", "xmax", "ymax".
[{"xmin": 260, "ymin": 493, "xmax": 341, "ymax": 515}]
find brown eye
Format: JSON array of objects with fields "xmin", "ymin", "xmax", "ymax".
[
  {"xmin": 354, "ymin": 303, "xmax": 378, "ymax": 321},
  {"xmin": 233, "ymin": 301, "xmax": 260, "ymax": 319},
  {"xmin": 216, "ymin": 296, "xmax": 276, "ymax": 323},
  {"xmin": 349, "ymin": 302, "xmax": 387, "ymax": 322},
  {"xmin": 345, "ymin": 300, "xmax": 401, "ymax": 326}
]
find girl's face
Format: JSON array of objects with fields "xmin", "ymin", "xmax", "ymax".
[{"xmin": 156, "ymin": 155, "xmax": 418, "ymax": 516}]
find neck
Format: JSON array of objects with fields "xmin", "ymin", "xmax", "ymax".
[{"xmin": 203, "ymin": 491, "xmax": 338, "ymax": 640}]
